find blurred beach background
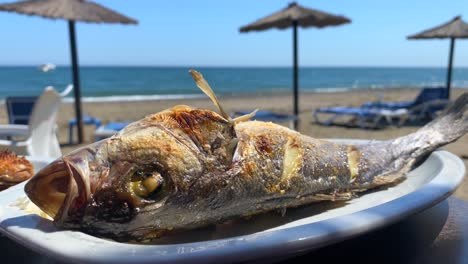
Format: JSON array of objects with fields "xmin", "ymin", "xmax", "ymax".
[{"xmin": 0, "ymin": 0, "xmax": 466, "ymax": 199}]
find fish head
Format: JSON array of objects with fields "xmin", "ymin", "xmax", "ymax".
[
  {"xmin": 25, "ymin": 106, "xmax": 238, "ymax": 240},
  {"xmin": 24, "ymin": 140, "xmax": 109, "ymax": 224}
]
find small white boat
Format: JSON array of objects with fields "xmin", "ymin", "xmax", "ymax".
[{"xmin": 38, "ymin": 63, "xmax": 56, "ymax": 72}]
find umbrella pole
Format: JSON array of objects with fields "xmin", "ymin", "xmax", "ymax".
[
  {"xmin": 446, "ymin": 37, "xmax": 455, "ymax": 99},
  {"xmin": 68, "ymin": 20, "xmax": 84, "ymax": 144},
  {"xmin": 292, "ymin": 20, "xmax": 299, "ymax": 130}
]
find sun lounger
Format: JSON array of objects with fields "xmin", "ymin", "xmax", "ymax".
[
  {"xmin": 313, "ymin": 106, "xmax": 408, "ymax": 129},
  {"xmin": 402, "ymin": 99, "xmax": 451, "ymax": 124},
  {"xmin": 362, "ymin": 87, "xmax": 448, "ymax": 110},
  {"xmin": 314, "ymin": 87, "xmax": 451, "ymax": 129},
  {"xmin": 362, "ymin": 87, "xmax": 450, "ymax": 124},
  {"xmin": 94, "ymin": 122, "xmax": 131, "ymax": 141},
  {"xmin": 68, "ymin": 116, "xmax": 102, "ymax": 144},
  {"xmin": 234, "ymin": 110, "xmax": 297, "ymax": 129}
]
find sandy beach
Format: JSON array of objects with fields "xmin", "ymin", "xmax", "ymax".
[{"xmin": 1, "ymin": 88, "xmax": 466, "ymax": 199}]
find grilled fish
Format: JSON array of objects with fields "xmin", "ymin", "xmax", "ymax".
[
  {"xmin": 25, "ymin": 71, "xmax": 468, "ymax": 241},
  {"xmin": 0, "ymin": 151, "xmax": 34, "ymax": 191}
]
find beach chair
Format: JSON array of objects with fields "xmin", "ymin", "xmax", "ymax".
[
  {"xmin": 362, "ymin": 87, "xmax": 450, "ymax": 124},
  {"xmin": 5, "ymin": 84, "xmax": 73, "ymax": 127},
  {"xmin": 3, "ymin": 85, "xmax": 73, "ymax": 142},
  {"xmin": 6, "ymin": 96, "xmax": 37, "ymax": 125},
  {"xmin": 314, "ymin": 87, "xmax": 452, "ymax": 129},
  {"xmin": 402, "ymin": 99, "xmax": 451, "ymax": 124},
  {"xmin": 94, "ymin": 121, "xmax": 131, "ymax": 141},
  {"xmin": 361, "ymin": 87, "xmax": 448, "ymax": 110},
  {"xmin": 234, "ymin": 110, "xmax": 297, "ymax": 129},
  {"xmin": 313, "ymin": 106, "xmax": 408, "ymax": 129},
  {"xmin": 0, "ymin": 87, "xmax": 64, "ymax": 158}
]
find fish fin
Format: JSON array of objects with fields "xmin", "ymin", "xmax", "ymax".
[
  {"xmin": 315, "ymin": 192, "xmax": 354, "ymax": 201},
  {"xmin": 355, "ymin": 93, "xmax": 467, "ymax": 187},
  {"xmin": 372, "ymin": 174, "xmax": 406, "ymax": 186},
  {"xmin": 189, "ymin": 70, "xmax": 230, "ymax": 121},
  {"xmin": 233, "ymin": 109, "xmax": 258, "ymax": 124}
]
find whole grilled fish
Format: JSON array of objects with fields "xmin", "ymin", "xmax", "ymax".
[{"xmin": 25, "ymin": 71, "xmax": 468, "ymax": 242}]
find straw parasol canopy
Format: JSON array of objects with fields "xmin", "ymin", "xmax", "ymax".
[
  {"xmin": 240, "ymin": 2, "xmax": 351, "ymax": 129},
  {"xmin": 408, "ymin": 16, "xmax": 468, "ymax": 99},
  {"xmin": 0, "ymin": 0, "xmax": 138, "ymax": 144}
]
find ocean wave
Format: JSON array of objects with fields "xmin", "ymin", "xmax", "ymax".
[
  {"xmin": 61, "ymin": 94, "xmax": 205, "ymax": 103},
  {"xmin": 1, "ymin": 86, "xmax": 466, "ymax": 105}
]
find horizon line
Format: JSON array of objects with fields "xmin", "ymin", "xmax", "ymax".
[{"xmin": 0, "ymin": 64, "xmax": 466, "ymax": 68}]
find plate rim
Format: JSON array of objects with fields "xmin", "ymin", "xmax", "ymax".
[{"xmin": 0, "ymin": 147, "xmax": 465, "ymax": 263}]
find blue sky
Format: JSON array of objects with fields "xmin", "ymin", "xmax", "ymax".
[{"xmin": 0, "ymin": 0, "xmax": 468, "ymax": 67}]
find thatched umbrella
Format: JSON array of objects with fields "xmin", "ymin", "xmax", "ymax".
[
  {"xmin": 0, "ymin": 0, "xmax": 137, "ymax": 144},
  {"xmin": 240, "ymin": 2, "xmax": 351, "ymax": 129},
  {"xmin": 408, "ymin": 16, "xmax": 468, "ymax": 99}
]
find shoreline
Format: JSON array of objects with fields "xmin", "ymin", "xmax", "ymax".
[
  {"xmin": 3, "ymin": 86, "xmax": 463, "ymax": 104},
  {"xmin": 57, "ymin": 86, "xmax": 468, "ymax": 104}
]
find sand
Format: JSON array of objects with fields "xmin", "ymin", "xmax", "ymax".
[{"xmin": 1, "ymin": 88, "xmax": 467, "ymax": 199}]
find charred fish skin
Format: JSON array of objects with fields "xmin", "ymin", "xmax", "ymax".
[
  {"xmin": 197, "ymin": 122, "xmax": 398, "ymax": 222},
  {"xmin": 233, "ymin": 122, "xmax": 353, "ymax": 197},
  {"xmin": 24, "ymin": 69, "xmax": 468, "ymax": 242}
]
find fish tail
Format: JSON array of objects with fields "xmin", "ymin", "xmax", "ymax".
[
  {"xmin": 357, "ymin": 93, "xmax": 467, "ymax": 185},
  {"xmin": 418, "ymin": 92, "xmax": 468, "ymax": 146},
  {"xmin": 393, "ymin": 92, "xmax": 467, "ymax": 160}
]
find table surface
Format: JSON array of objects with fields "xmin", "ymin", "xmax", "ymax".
[{"xmin": 1, "ymin": 197, "xmax": 467, "ymax": 264}]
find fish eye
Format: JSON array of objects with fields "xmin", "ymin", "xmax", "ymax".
[{"xmin": 130, "ymin": 171, "xmax": 164, "ymax": 198}]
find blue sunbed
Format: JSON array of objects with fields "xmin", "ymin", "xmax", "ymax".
[
  {"xmin": 68, "ymin": 117, "xmax": 102, "ymax": 144},
  {"xmin": 362, "ymin": 87, "xmax": 448, "ymax": 110},
  {"xmin": 313, "ymin": 106, "xmax": 408, "ymax": 129}
]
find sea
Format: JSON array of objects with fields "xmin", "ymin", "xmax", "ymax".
[{"xmin": 1, "ymin": 66, "xmax": 467, "ymax": 102}]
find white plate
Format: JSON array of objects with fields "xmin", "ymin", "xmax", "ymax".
[{"xmin": 0, "ymin": 147, "xmax": 465, "ymax": 264}]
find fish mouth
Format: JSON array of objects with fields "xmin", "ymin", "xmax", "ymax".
[{"xmin": 25, "ymin": 156, "xmax": 91, "ymax": 223}]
